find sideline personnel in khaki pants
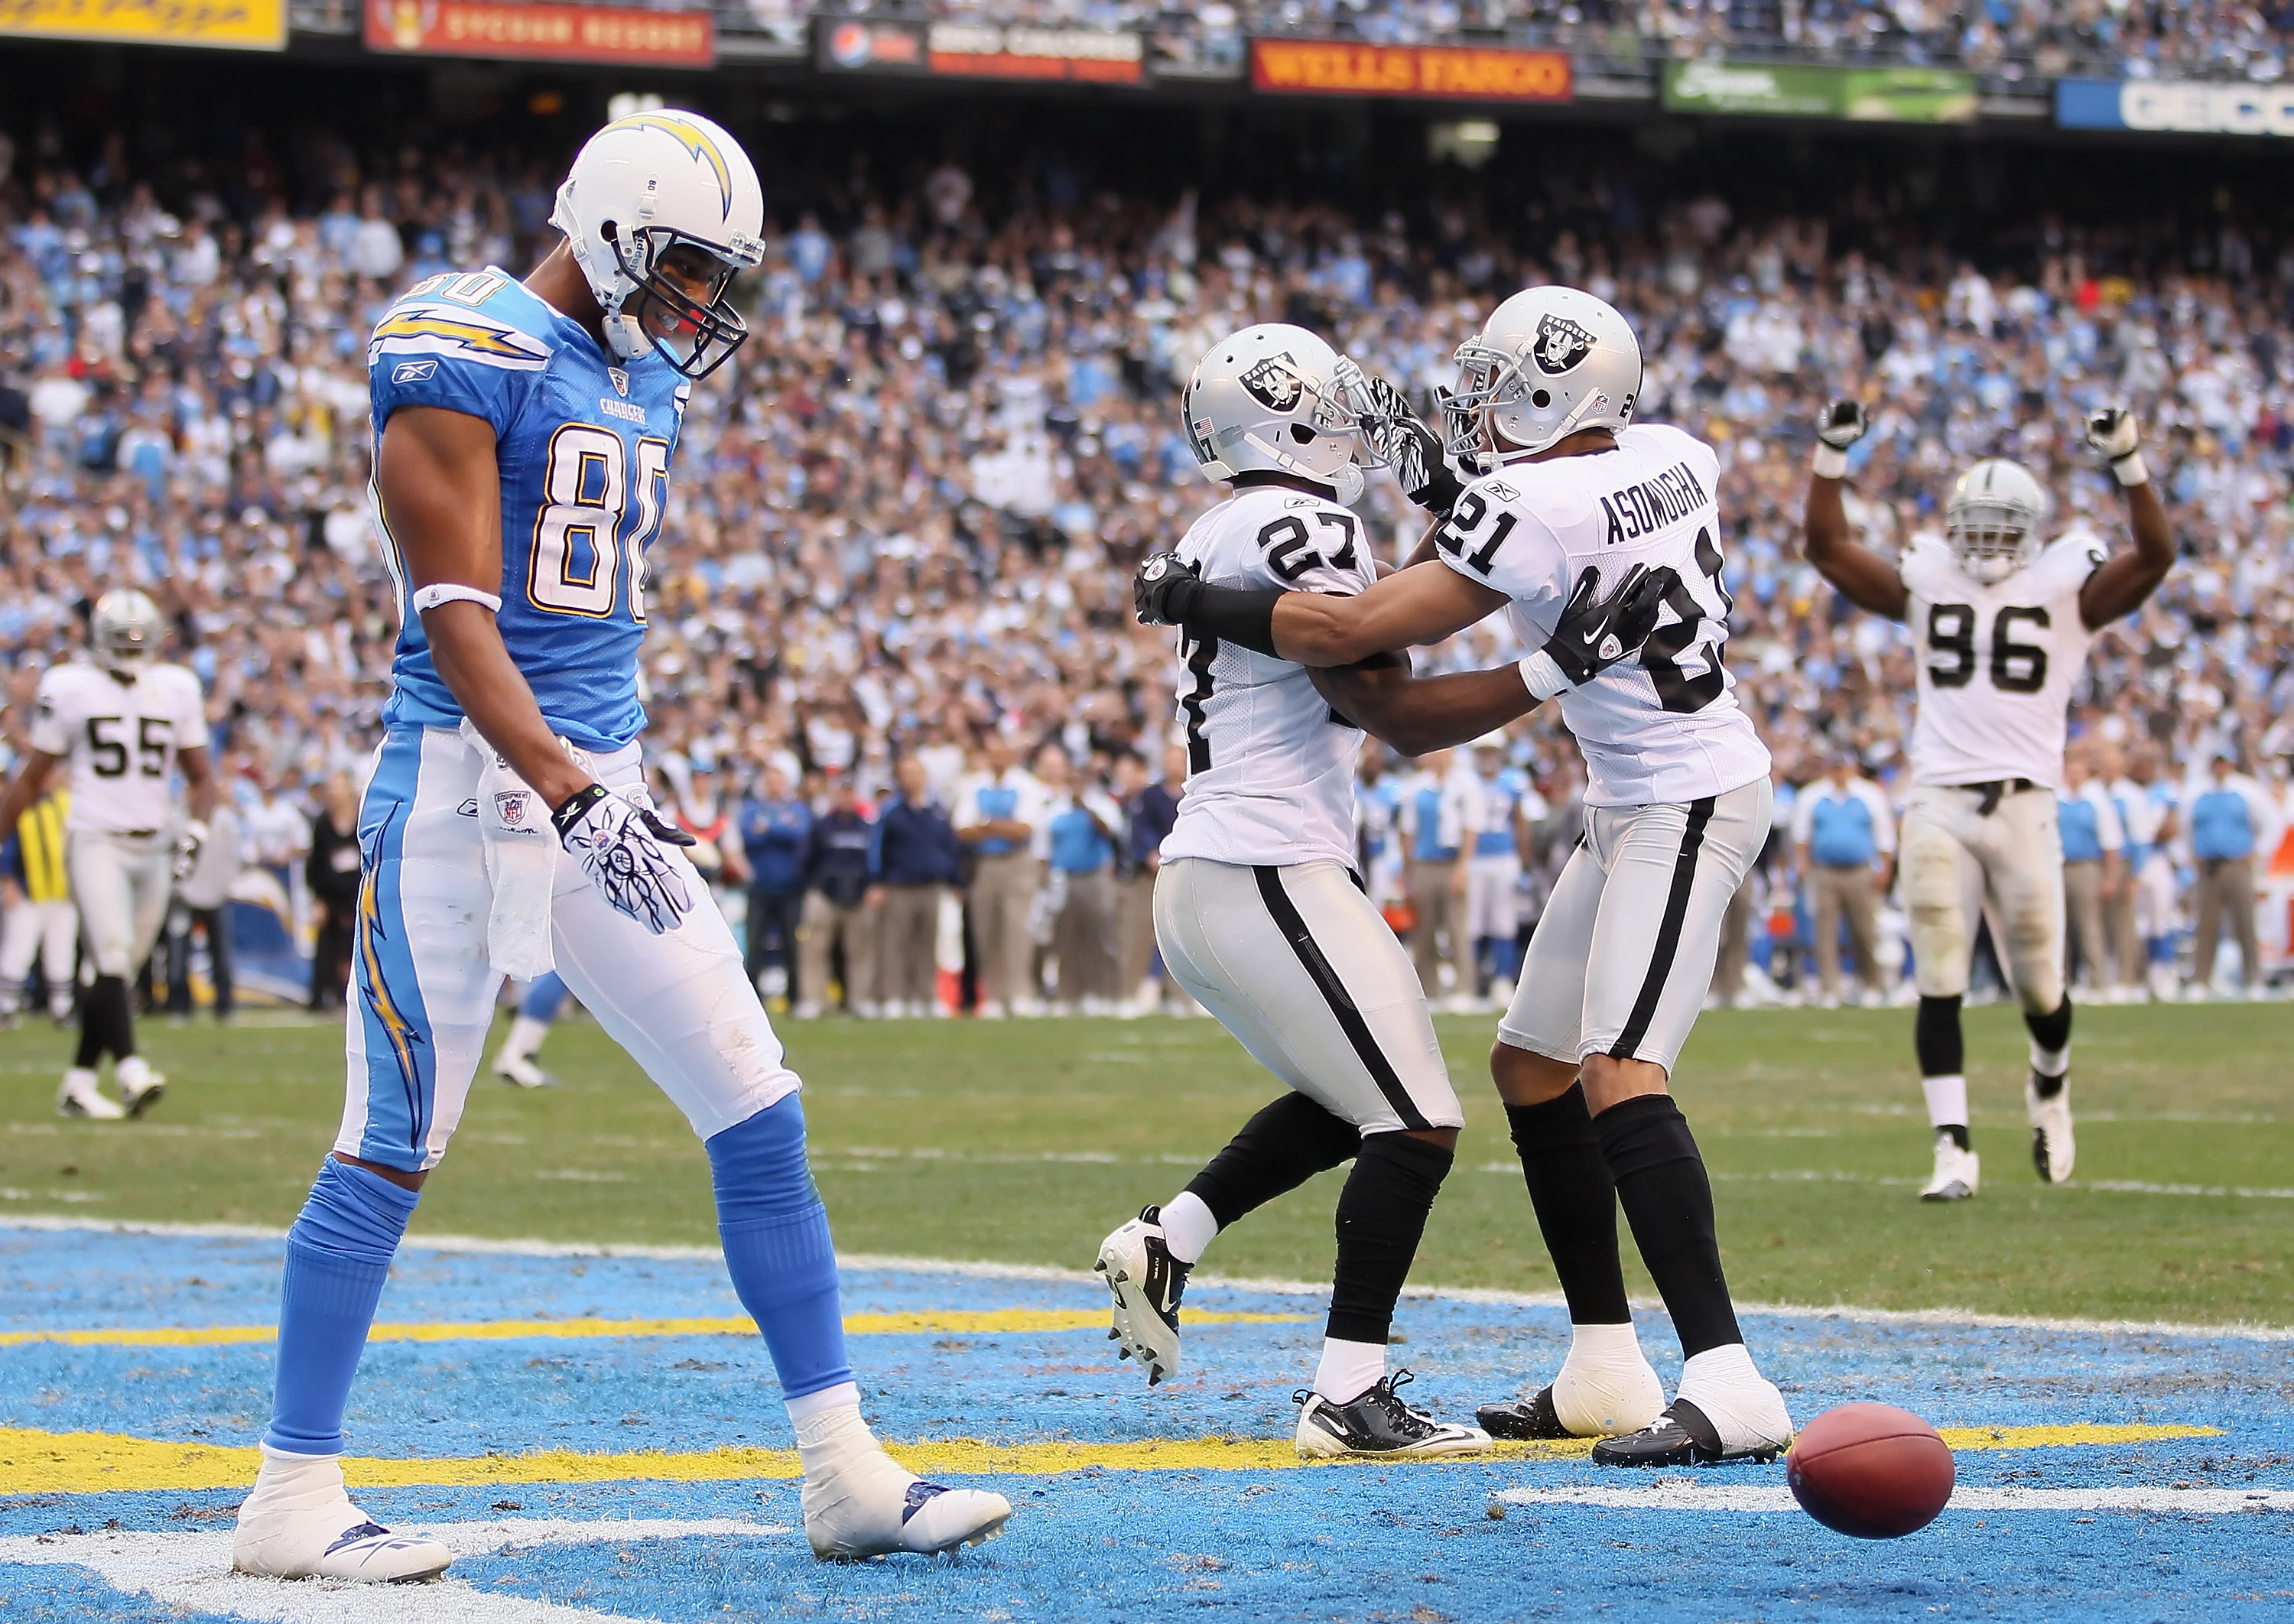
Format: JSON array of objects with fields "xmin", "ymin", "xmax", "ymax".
[
  {"xmin": 1791, "ymin": 752, "xmax": 1895, "ymax": 1005},
  {"xmin": 952, "ymin": 733, "xmax": 1048, "ymax": 1017}
]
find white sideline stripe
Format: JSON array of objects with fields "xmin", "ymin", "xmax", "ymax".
[
  {"xmin": 0, "ymin": 1518, "xmax": 789, "ymax": 1623},
  {"xmin": 1490, "ymin": 1485, "xmax": 2294, "ymax": 1515},
  {"xmin": 1477, "ymin": 1164, "xmax": 2294, "ymax": 1198},
  {"xmin": 5, "ymin": 1216, "xmax": 2290, "ymax": 1343}
]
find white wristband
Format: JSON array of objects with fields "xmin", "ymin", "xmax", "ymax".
[
  {"xmin": 1811, "ymin": 443, "xmax": 1850, "ymax": 480},
  {"xmin": 2110, "ymin": 451, "xmax": 2149, "ymax": 488},
  {"xmin": 1519, "ymin": 650, "xmax": 1571, "ymax": 702},
  {"xmin": 411, "ymin": 582, "xmax": 505, "ymax": 615}
]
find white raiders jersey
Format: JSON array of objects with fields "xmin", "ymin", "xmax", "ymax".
[
  {"xmin": 1431, "ymin": 422, "xmax": 1769, "ymax": 808},
  {"xmin": 28, "ymin": 661, "xmax": 210, "ymax": 835},
  {"xmin": 1902, "ymin": 529, "xmax": 2104, "ymax": 790},
  {"xmin": 1162, "ymin": 483, "xmax": 1374, "ymax": 869}
]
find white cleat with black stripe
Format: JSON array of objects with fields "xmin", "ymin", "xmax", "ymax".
[
  {"xmin": 1096, "ymin": 1205, "xmax": 1191, "ymax": 1385},
  {"xmin": 1919, "ymin": 1134, "xmax": 1980, "ymax": 1202},
  {"xmin": 1295, "ymin": 1370, "xmax": 1490, "ymax": 1458},
  {"xmin": 2027, "ymin": 1073, "xmax": 2075, "ymax": 1184},
  {"xmin": 232, "ymin": 1445, "xmax": 451, "ymax": 1582}
]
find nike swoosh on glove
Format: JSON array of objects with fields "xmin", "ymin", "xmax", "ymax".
[
  {"xmin": 1539, "ymin": 564, "xmax": 1669, "ymax": 688},
  {"xmin": 551, "ymin": 782, "xmax": 697, "ymax": 935},
  {"xmin": 1135, "ymin": 551, "xmax": 1201, "ymax": 627}
]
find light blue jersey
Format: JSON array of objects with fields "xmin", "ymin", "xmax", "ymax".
[{"xmin": 368, "ymin": 267, "xmax": 690, "ymax": 751}]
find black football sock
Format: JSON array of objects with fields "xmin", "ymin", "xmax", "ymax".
[
  {"xmin": 74, "ymin": 976, "xmax": 133, "ymax": 1067},
  {"xmin": 2024, "ymin": 998, "xmax": 2071, "ymax": 1095},
  {"xmin": 1595, "ymin": 1094, "xmax": 1743, "ymax": 1360},
  {"xmin": 1506, "ymin": 1086, "xmax": 1632, "ymax": 1324},
  {"xmin": 1327, "ymin": 1131, "xmax": 1454, "ymax": 1346},
  {"xmin": 1184, "ymin": 1092, "xmax": 1361, "ymax": 1230},
  {"xmin": 1914, "ymin": 995, "xmax": 1964, "ymax": 1077}
]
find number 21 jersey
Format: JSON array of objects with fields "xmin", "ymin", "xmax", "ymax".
[
  {"xmin": 1902, "ymin": 531, "xmax": 2102, "ymax": 790},
  {"xmin": 1432, "ymin": 423, "xmax": 1769, "ymax": 808},
  {"xmin": 369, "ymin": 267, "xmax": 690, "ymax": 752}
]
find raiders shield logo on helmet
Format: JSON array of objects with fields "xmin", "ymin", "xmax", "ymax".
[
  {"xmin": 1239, "ymin": 354, "xmax": 1306, "ymax": 413},
  {"xmin": 1531, "ymin": 313, "xmax": 1595, "ymax": 375}
]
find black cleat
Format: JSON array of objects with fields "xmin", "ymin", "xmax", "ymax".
[
  {"xmin": 1295, "ymin": 1369, "xmax": 1490, "ymax": 1458},
  {"xmin": 1476, "ymin": 1386, "xmax": 1574, "ymax": 1441},
  {"xmin": 1591, "ymin": 1398, "xmax": 1789, "ymax": 1467}
]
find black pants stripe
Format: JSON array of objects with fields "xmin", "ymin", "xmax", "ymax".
[
  {"xmin": 1253, "ymin": 865, "xmax": 1433, "ymax": 1133},
  {"xmin": 1608, "ymin": 795, "xmax": 1715, "ymax": 1060}
]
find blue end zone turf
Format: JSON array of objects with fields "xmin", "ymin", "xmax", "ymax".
[{"xmin": 2, "ymin": 1223, "xmax": 2288, "ymax": 1621}]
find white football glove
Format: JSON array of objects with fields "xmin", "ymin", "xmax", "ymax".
[
  {"xmin": 551, "ymin": 783, "xmax": 696, "ymax": 936},
  {"xmin": 1816, "ymin": 399, "xmax": 1870, "ymax": 449},
  {"xmin": 172, "ymin": 820, "xmax": 207, "ymax": 882},
  {"xmin": 2085, "ymin": 407, "xmax": 2147, "ymax": 485}
]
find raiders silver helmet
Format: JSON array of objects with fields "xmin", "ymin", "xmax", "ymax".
[
  {"xmin": 91, "ymin": 589, "xmax": 163, "ymax": 671},
  {"xmin": 1181, "ymin": 324, "xmax": 1365, "ymax": 502},
  {"xmin": 1445, "ymin": 285, "xmax": 1642, "ymax": 466},
  {"xmin": 1945, "ymin": 459, "xmax": 2052, "ymax": 583}
]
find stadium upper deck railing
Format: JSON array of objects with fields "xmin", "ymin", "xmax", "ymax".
[{"xmin": 284, "ymin": 0, "xmax": 2286, "ymax": 93}]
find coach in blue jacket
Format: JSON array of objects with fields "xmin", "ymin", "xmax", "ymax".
[{"xmin": 869, "ymin": 755, "xmax": 964, "ymax": 1018}]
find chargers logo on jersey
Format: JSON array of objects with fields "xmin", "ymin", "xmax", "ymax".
[{"xmin": 371, "ymin": 310, "xmax": 551, "ymax": 369}]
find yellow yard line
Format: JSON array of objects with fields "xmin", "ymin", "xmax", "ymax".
[
  {"xmin": 0, "ymin": 1307, "xmax": 1306, "ymax": 1351},
  {"xmin": 0, "ymin": 1423, "xmax": 2224, "ymax": 1497}
]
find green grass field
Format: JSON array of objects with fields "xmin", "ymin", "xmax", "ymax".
[{"xmin": 2, "ymin": 1002, "xmax": 2287, "ymax": 1326}]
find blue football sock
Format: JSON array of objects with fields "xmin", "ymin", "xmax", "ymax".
[
  {"xmin": 264, "ymin": 1158, "xmax": 419, "ymax": 1455},
  {"xmin": 707, "ymin": 1094, "xmax": 853, "ymax": 1404}
]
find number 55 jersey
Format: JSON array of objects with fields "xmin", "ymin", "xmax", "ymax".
[
  {"xmin": 369, "ymin": 268, "xmax": 688, "ymax": 752},
  {"xmin": 1899, "ymin": 531, "xmax": 2104, "ymax": 791},
  {"xmin": 1431, "ymin": 422, "xmax": 1769, "ymax": 807}
]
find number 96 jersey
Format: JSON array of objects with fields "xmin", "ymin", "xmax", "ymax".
[
  {"xmin": 1432, "ymin": 423, "xmax": 1769, "ymax": 807},
  {"xmin": 369, "ymin": 268, "xmax": 689, "ymax": 753},
  {"xmin": 1901, "ymin": 530, "xmax": 2103, "ymax": 791}
]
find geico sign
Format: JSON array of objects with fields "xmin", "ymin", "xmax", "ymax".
[{"xmin": 2123, "ymin": 81, "xmax": 2294, "ymax": 136}]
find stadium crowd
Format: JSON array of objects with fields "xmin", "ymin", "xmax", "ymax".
[{"xmin": 4, "ymin": 122, "xmax": 2293, "ymax": 1024}]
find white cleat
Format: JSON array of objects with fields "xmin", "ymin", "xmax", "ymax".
[
  {"xmin": 1294, "ymin": 1371, "xmax": 1490, "ymax": 1459},
  {"xmin": 57, "ymin": 1067, "xmax": 125, "ymax": 1120},
  {"xmin": 801, "ymin": 1445, "xmax": 1012, "ymax": 1559},
  {"xmin": 2027, "ymin": 1073, "xmax": 2075, "ymax": 1184},
  {"xmin": 232, "ymin": 1444, "xmax": 451, "ymax": 1582},
  {"xmin": 491, "ymin": 1053, "xmax": 558, "ymax": 1089},
  {"xmin": 1919, "ymin": 1135, "xmax": 1980, "ymax": 1202},
  {"xmin": 116, "ymin": 1056, "xmax": 167, "ymax": 1118},
  {"xmin": 1095, "ymin": 1206, "xmax": 1190, "ymax": 1385}
]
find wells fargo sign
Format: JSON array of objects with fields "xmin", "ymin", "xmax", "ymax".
[{"xmin": 1249, "ymin": 39, "xmax": 1571, "ymax": 102}]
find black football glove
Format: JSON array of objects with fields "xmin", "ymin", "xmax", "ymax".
[
  {"xmin": 1534, "ymin": 564, "xmax": 1669, "ymax": 691},
  {"xmin": 1134, "ymin": 551, "xmax": 1202, "ymax": 628},
  {"xmin": 1334, "ymin": 356, "xmax": 1463, "ymax": 515}
]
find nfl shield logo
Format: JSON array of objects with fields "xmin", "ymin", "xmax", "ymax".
[
  {"xmin": 493, "ymin": 790, "xmax": 533, "ymax": 830},
  {"xmin": 608, "ymin": 368, "xmax": 630, "ymax": 398}
]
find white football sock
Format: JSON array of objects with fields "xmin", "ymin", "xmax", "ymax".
[
  {"xmin": 1313, "ymin": 1337, "xmax": 1387, "ymax": 1405},
  {"xmin": 2029, "ymin": 1037, "xmax": 2069, "ymax": 1078},
  {"xmin": 785, "ymin": 1381, "xmax": 863, "ymax": 1425},
  {"xmin": 502, "ymin": 1015, "xmax": 550, "ymax": 1063},
  {"xmin": 1921, "ymin": 1074, "xmax": 1967, "ymax": 1132},
  {"xmin": 1553, "ymin": 1321, "xmax": 1665, "ymax": 1436},
  {"xmin": 1676, "ymin": 1343, "xmax": 1792, "ymax": 1450},
  {"xmin": 1158, "ymin": 1191, "xmax": 1218, "ymax": 1265}
]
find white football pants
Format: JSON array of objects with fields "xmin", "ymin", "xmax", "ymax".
[
  {"xmin": 67, "ymin": 830, "xmax": 173, "ymax": 979},
  {"xmin": 1898, "ymin": 784, "xmax": 2065, "ymax": 1013}
]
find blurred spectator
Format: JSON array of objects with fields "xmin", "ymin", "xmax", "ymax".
[
  {"xmin": 954, "ymin": 735, "xmax": 1047, "ymax": 1018},
  {"xmin": 740, "ymin": 765, "xmax": 812, "ymax": 1002},
  {"xmin": 673, "ymin": 767, "xmax": 747, "ymax": 894},
  {"xmin": 1466, "ymin": 736, "xmax": 1539, "ymax": 1002},
  {"xmin": 1114, "ymin": 747, "xmax": 1179, "ymax": 1012},
  {"xmin": 1792, "ymin": 752, "xmax": 1896, "ymax": 1007},
  {"xmin": 797, "ymin": 773, "xmax": 876, "ymax": 1018},
  {"xmin": 869, "ymin": 753, "xmax": 963, "ymax": 1018},
  {"xmin": 1037, "ymin": 742, "xmax": 1123, "ymax": 1015},
  {"xmin": 2058, "ymin": 746, "xmax": 2126, "ymax": 996},
  {"xmin": 304, "ymin": 771, "xmax": 361, "ymax": 1012},
  {"xmin": 0, "ymin": 788, "xmax": 74, "ymax": 1024},
  {"xmin": 167, "ymin": 797, "xmax": 242, "ymax": 1021},
  {"xmin": 1396, "ymin": 747, "xmax": 1480, "ymax": 1009},
  {"xmin": 2188, "ymin": 752, "xmax": 2271, "ymax": 996}
]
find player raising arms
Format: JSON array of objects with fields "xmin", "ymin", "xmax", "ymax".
[
  {"xmin": 1100, "ymin": 323, "xmax": 1659, "ymax": 1457},
  {"xmin": 0, "ymin": 590, "xmax": 215, "ymax": 1121},
  {"xmin": 229, "ymin": 112, "xmax": 1009, "ymax": 1583},
  {"xmin": 1802, "ymin": 404, "xmax": 2172, "ymax": 1199},
  {"xmin": 1139, "ymin": 287, "xmax": 1795, "ymax": 1468}
]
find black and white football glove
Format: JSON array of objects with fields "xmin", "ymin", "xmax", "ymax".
[
  {"xmin": 172, "ymin": 820, "xmax": 207, "ymax": 882},
  {"xmin": 2085, "ymin": 406, "xmax": 2148, "ymax": 485},
  {"xmin": 1520, "ymin": 564, "xmax": 1669, "ymax": 700},
  {"xmin": 551, "ymin": 783, "xmax": 696, "ymax": 935},
  {"xmin": 1334, "ymin": 356, "xmax": 1462, "ymax": 515},
  {"xmin": 1134, "ymin": 551, "xmax": 1202, "ymax": 628},
  {"xmin": 1816, "ymin": 399, "xmax": 1870, "ymax": 450}
]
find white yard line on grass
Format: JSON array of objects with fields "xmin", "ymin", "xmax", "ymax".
[
  {"xmin": 1490, "ymin": 1484, "xmax": 2294, "ymax": 1515},
  {"xmin": 5, "ymin": 1216, "xmax": 2290, "ymax": 1342},
  {"xmin": 0, "ymin": 1518, "xmax": 790, "ymax": 1624}
]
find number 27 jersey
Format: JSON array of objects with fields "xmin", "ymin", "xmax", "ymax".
[
  {"xmin": 1432, "ymin": 423, "xmax": 1769, "ymax": 808},
  {"xmin": 369, "ymin": 267, "xmax": 690, "ymax": 752}
]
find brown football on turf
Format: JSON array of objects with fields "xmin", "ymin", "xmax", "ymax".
[{"xmin": 1786, "ymin": 1402, "xmax": 1955, "ymax": 1538}]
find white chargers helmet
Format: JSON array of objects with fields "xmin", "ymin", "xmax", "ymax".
[
  {"xmin": 1945, "ymin": 458, "xmax": 2052, "ymax": 583},
  {"xmin": 1182, "ymin": 324, "xmax": 1365, "ymax": 504},
  {"xmin": 1445, "ymin": 285, "xmax": 1642, "ymax": 467},
  {"xmin": 91, "ymin": 588, "xmax": 162, "ymax": 672},
  {"xmin": 549, "ymin": 109, "xmax": 765, "ymax": 378}
]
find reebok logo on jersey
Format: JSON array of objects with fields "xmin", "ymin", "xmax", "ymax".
[
  {"xmin": 1599, "ymin": 461, "xmax": 1710, "ymax": 544},
  {"xmin": 1531, "ymin": 313, "xmax": 1595, "ymax": 375},
  {"xmin": 392, "ymin": 359, "xmax": 438, "ymax": 384},
  {"xmin": 1483, "ymin": 480, "xmax": 1519, "ymax": 502},
  {"xmin": 1238, "ymin": 354, "xmax": 1305, "ymax": 414},
  {"xmin": 457, "ymin": 798, "xmax": 481, "ymax": 818}
]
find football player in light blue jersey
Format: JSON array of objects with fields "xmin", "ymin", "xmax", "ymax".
[{"xmin": 232, "ymin": 112, "xmax": 1010, "ymax": 1583}]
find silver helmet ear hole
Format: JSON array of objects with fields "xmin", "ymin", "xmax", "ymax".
[
  {"xmin": 1531, "ymin": 389, "xmax": 1552, "ymax": 409},
  {"xmin": 1291, "ymin": 423, "xmax": 1316, "ymax": 444}
]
